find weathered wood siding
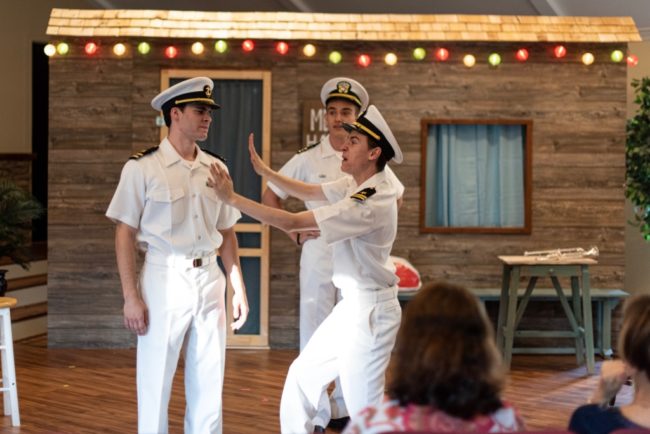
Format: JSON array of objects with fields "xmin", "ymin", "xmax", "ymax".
[{"xmin": 48, "ymin": 39, "xmax": 627, "ymax": 348}]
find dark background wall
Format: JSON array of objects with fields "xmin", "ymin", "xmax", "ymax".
[{"xmin": 47, "ymin": 38, "xmax": 627, "ymax": 348}]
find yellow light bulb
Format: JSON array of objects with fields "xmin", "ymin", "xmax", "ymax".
[
  {"xmin": 303, "ymin": 44, "xmax": 316, "ymax": 57},
  {"xmin": 113, "ymin": 43, "xmax": 126, "ymax": 56},
  {"xmin": 582, "ymin": 52, "xmax": 595, "ymax": 65},
  {"xmin": 384, "ymin": 53, "xmax": 398, "ymax": 66},
  {"xmin": 463, "ymin": 54, "xmax": 476, "ymax": 67},
  {"xmin": 191, "ymin": 42, "xmax": 205, "ymax": 55}
]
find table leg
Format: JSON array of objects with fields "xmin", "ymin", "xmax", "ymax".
[
  {"xmin": 580, "ymin": 266, "xmax": 596, "ymax": 374},
  {"xmin": 503, "ymin": 266, "xmax": 520, "ymax": 370},
  {"xmin": 571, "ymin": 276, "xmax": 585, "ymax": 365},
  {"xmin": 496, "ymin": 264, "xmax": 511, "ymax": 353}
]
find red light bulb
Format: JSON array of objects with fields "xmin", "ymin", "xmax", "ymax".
[
  {"xmin": 627, "ymin": 54, "xmax": 639, "ymax": 67},
  {"xmin": 515, "ymin": 48, "xmax": 529, "ymax": 62},
  {"xmin": 435, "ymin": 47, "xmax": 450, "ymax": 61},
  {"xmin": 275, "ymin": 41, "xmax": 289, "ymax": 55},
  {"xmin": 242, "ymin": 39, "xmax": 255, "ymax": 52},
  {"xmin": 84, "ymin": 42, "xmax": 99, "ymax": 55},
  {"xmin": 553, "ymin": 45, "xmax": 566, "ymax": 58},
  {"xmin": 357, "ymin": 54, "xmax": 371, "ymax": 68},
  {"xmin": 165, "ymin": 46, "xmax": 178, "ymax": 59}
]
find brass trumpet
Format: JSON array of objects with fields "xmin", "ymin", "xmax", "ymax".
[{"xmin": 523, "ymin": 246, "xmax": 599, "ymax": 259}]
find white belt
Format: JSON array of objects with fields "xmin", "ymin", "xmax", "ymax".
[
  {"xmin": 145, "ymin": 252, "xmax": 218, "ymax": 269},
  {"xmin": 342, "ymin": 286, "xmax": 398, "ymax": 305}
]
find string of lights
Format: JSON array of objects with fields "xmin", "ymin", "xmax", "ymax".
[{"xmin": 43, "ymin": 40, "xmax": 639, "ymax": 67}]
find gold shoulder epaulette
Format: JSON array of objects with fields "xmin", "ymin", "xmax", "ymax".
[
  {"xmin": 201, "ymin": 147, "xmax": 227, "ymax": 163},
  {"xmin": 350, "ymin": 187, "xmax": 376, "ymax": 202},
  {"xmin": 129, "ymin": 146, "xmax": 159, "ymax": 160},
  {"xmin": 297, "ymin": 141, "xmax": 320, "ymax": 154}
]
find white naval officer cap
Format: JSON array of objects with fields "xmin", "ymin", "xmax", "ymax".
[
  {"xmin": 320, "ymin": 77, "xmax": 369, "ymax": 112},
  {"xmin": 343, "ymin": 105, "xmax": 403, "ymax": 164},
  {"xmin": 151, "ymin": 76, "xmax": 220, "ymax": 112}
]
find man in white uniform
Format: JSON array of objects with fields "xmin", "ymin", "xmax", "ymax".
[
  {"xmin": 106, "ymin": 77, "xmax": 249, "ymax": 434},
  {"xmin": 207, "ymin": 104, "xmax": 403, "ymax": 434},
  {"xmin": 263, "ymin": 78, "xmax": 403, "ymax": 430}
]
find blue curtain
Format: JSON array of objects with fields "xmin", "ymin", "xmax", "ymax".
[{"xmin": 425, "ymin": 124, "xmax": 524, "ymax": 227}]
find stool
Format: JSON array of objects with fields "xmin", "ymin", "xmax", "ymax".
[{"xmin": 0, "ymin": 297, "xmax": 19, "ymax": 426}]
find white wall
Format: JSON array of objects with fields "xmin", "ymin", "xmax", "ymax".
[
  {"xmin": 0, "ymin": 1, "xmax": 88, "ymax": 154},
  {"xmin": 625, "ymin": 41, "xmax": 650, "ymax": 295}
]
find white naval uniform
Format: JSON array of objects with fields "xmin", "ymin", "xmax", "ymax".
[
  {"xmin": 268, "ymin": 136, "xmax": 404, "ymax": 425},
  {"xmin": 279, "ymin": 170, "xmax": 402, "ymax": 434},
  {"xmin": 106, "ymin": 138, "xmax": 241, "ymax": 434}
]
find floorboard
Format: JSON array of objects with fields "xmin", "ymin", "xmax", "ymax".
[{"xmin": 0, "ymin": 335, "xmax": 634, "ymax": 433}]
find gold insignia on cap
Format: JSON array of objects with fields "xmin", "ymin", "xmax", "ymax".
[
  {"xmin": 336, "ymin": 81, "xmax": 351, "ymax": 94},
  {"xmin": 204, "ymin": 85, "xmax": 212, "ymax": 97},
  {"xmin": 350, "ymin": 187, "xmax": 376, "ymax": 202}
]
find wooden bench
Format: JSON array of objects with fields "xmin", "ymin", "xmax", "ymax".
[{"xmin": 397, "ymin": 288, "xmax": 629, "ymax": 358}]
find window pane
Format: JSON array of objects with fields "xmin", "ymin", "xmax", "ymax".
[{"xmin": 421, "ymin": 120, "xmax": 531, "ymax": 234}]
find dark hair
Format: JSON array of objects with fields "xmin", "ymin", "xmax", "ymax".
[
  {"xmin": 366, "ymin": 136, "xmax": 393, "ymax": 171},
  {"xmin": 387, "ymin": 282, "xmax": 505, "ymax": 419},
  {"xmin": 162, "ymin": 103, "xmax": 187, "ymax": 127},
  {"xmin": 620, "ymin": 294, "xmax": 650, "ymax": 381},
  {"xmin": 326, "ymin": 97, "xmax": 362, "ymax": 115}
]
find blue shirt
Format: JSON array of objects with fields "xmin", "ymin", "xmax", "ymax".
[{"xmin": 569, "ymin": 404, "xmax": 642, "ymax": 434}]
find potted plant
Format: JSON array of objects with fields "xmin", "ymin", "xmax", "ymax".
[
  {"xmin": 0, "ymin": 180, "xmax": 43, "ymax": 296},
  {"xmin": 625, "ymin": 77, "xmax": 650, "ymax": 240}
]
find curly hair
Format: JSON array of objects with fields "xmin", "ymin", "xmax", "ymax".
[
  {"xmin": 387, "ymin": 282, "xmax": 505, "ymax": 419},
  {"xmin": 619, "ymin": 294, "xmax": 650, "ymax": 381}
]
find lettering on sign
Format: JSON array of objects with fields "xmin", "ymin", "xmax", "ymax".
[{"xmin": 302, "ymin": 100, "xmax": 328, "ymax": 147}]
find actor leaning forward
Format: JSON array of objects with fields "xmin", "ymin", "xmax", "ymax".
[{"xmin": 207, "ymin": 105, "xmax": 403, "ymax": 434}]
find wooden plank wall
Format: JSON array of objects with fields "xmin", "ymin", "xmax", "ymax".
[{"xmin": 48, "ymin": 39, "xmax": 627, "ymax": 348}]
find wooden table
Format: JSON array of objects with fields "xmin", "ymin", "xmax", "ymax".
[{"xmin": 496, "ymin": 255, "xmax": 597, "ymax": 374}]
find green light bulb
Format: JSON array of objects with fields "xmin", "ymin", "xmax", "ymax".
[{"xmin": 329, "ymin": 51, "xmax": 342, "ymax": 64}]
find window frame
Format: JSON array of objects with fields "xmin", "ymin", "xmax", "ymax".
[{"xmin": 419, "ymin": 118, "xmax": 533, "ymax": 235}]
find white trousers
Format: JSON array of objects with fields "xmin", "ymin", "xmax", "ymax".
[
  {"xmin": 137, "ymin": 260, "xmax": 227, "ymax": 434},
  {"xmin": 280, "ymin": 287, "xmax": 401, "ymax": 434},
  {"xmin": 298, "ymin": 238, "xmax": 339, "ymax": 350},
  {"xmin": 299, "ymin": 239, "xmax": 345, "ymax": 426}
]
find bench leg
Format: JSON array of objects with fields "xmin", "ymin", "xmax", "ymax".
[{"xmin": 602, "ymin": 300, "xmax": 619, "ymax": 359}]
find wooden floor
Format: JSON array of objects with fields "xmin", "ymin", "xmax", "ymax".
[{"xmin": 0, "ymin": 335, "xmax": 634, "ymax": 433}]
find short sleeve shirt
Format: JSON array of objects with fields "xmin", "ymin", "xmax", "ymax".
[
  {"xmin": 312, "ymin": 170, "xmax": 399, "ymax": 292},
  {"xmin": 106, "ymin": 138, "xmax": 241, "ymax": 258},
  {"xmin": 267, "ymin": 134, "xmax": 405, "ymax": 210}
]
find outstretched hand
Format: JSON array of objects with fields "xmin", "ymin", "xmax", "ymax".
[
  {"xmin": 248, "ymin": 133, "xmax": 271, "ymax": 178},
  {"xmin": 207, "ymin": 162, "xmax": 235, "ymax": 203}
]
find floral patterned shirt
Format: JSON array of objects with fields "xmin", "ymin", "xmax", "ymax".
[{"xmin": 342, "ymin": 399, "xmax": 525, "ymax": 434}]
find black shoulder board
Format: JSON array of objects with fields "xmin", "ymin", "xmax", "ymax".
[
  {"xmin": 129, "ymin": 146, "xmax": 159, "ymax": 160},
  {"xmin": 350, "ymin": 187, "xmax": 376, "ymax": 202},
  {"xmin": 297, "ymin": 141, "xmax": 320, "ymax": 154},
  {"xmin": 201, "ymin": 148, "xmax": 227, "ymax": 163}
]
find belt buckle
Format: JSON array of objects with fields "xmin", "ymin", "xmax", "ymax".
[{"xmin": 192, "ymin": 258, "xmax": 203, "ymax": 268}]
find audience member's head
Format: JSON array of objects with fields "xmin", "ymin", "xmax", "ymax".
[
  {"xmin": 388, "ymin": 282, "xmax": 505, "ymax": 419},
  {"xmin": 619, "ymin": 294, "xmax": 650, "ymax": 380},
  {"xmin": 568, "ymin": 294, "xmax": 650, "ymax": 434}
]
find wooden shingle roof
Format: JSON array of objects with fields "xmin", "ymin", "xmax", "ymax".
[{"xmin": 46, "ymin": 8, "xmax": 641, "ymax": 43}]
